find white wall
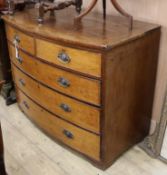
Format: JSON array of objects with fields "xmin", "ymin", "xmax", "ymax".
[{"xmin": 83, "ymin": 0, "xmax": 167, "ymax": 133}]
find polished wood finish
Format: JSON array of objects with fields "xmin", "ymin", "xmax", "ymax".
[
  {"xmin": 17, "ymin": 89, "xmax": 100, "ymax": 161},
  {"xmin": 75, "ymin": 0, "xmax": 98, "ymax": 21},
  {"xmin": 9, "ymin": 45, "xmax": 101, "ymax": 105},
  {"xmin": 0, "ymin": 0, "xmax": 6, "ymax": 10},
  {"xmin": 36, "ymin": 39, "xmax": 101, "ymax": 77},
  {"xmin": 101, "ymin": 29, "xmax": 161, "ymax": 168},
  {"xmin": 37, "ymin": 0, "xmax": 83, "ymax": 23},
  {"xmin": 6, "ymin": 24, "xmax": 35, "ymax": 55},
  {"xmin": 12, "ymin": 65, "xmax": 100, "ymax": 134},
  {"xmin": 110, "ymin": 0, "xmax": 133, "ymax": 30},
  {"xmin": 75, "ymin": 0, "xmax": 133, "ymax": 30},
  {"xmin": 3, "ymin": 9, "xmax": 160, "ymax": 169},
  {"xmin": 2, "ymin": 9, "xmax": 159, "ymax": 51}
]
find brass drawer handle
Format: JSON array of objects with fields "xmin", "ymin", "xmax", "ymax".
[
  {"xmin": 19, "ymin": 79, "xmax": 25, "ymax": 86},
  {"xmin": 13, "ymin": 35, "xmax": 22, "ymax": 64},
  {"xmin": 57, "ymin": 52, "xmax": 71, "ymax": 64},
  {"xmin": 60, "ymin": 103, "xmax": 71, "ymax": 112},
  {"xmin": 63, "ymin": 129, "xmax": 74, "ymax": 139},
  {"xmin": 13, "ymin": 34, "xmax": 20, "ymax": 44},
  {"xmin": 57, "ymin": 77, "xmax": 70, "ymax": 88},
  {"xmin": 16, "ymin": 56, "xmax": 23, "ymax": 64},
  {"xmin": 23, "ymin": 101, "xmax": 29, "ymax": 109}
]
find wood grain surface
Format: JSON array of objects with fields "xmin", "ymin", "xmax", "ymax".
[
  {"xmin": 6, "ymin": 24, "xmax": 35, "ymax": 55},
  {"xmin": 2, "ymin": 8, "xmax": 161, "ymax": 169},
  {"xmin": 9, "ymin": 44, "xmax": 101, "ymax": 106},
  {"xmin": 12, "ymin": 64, "xmax": 101, "ymax": 134},
  {"xmin": 2, "ymin": 8, "xmax": 159, "ymax": 51},
  {"xmin": 36, "ymin": 39, "xmax": 101, "ymax": 77},
  {"xmin": 93, "ymin": 0, "xmax": 167, "ymax": 132},
  {"xmin": 101, "ymin": 28, "xmax": 160, "ymax": 167},
  {"xmin": 17, "ymin": 89, "xmax": 100, "ymax": 161}
]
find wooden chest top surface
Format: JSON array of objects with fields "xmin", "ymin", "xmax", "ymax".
[{"xmin": 2, "ymin": 8, "xmax": 160, "ymax": 51}]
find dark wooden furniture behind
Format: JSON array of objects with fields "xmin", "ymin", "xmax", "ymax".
[
  {"xmin": 2, "ymin": 8, "xmax": 160, "ymax": 169},
  {"xmin": 0, "ymin": 0, "xmax": 6, "ymax": 10},
  {"xmin": 0, "ymin": 18, "xmax": 11, "ymax": 87},
  {"xmin": 0, "ymin": 17, "xmax": 15, "ymax": 106}
]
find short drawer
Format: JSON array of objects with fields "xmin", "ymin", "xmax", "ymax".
[
  {"xmin": 6, "ymin": 25, "xmax": 35, "ymax": 55},
  {"xmin": 36, "ymin": 39, "xmax": 101, "ymax": 78},
  {"xmin": 9, "ymin": 45, "xmax": 100, "ymax": 106},
  {"xmin": 17, "ymin": 89, "xmax": 100, "ymax": 161},
  {"xmin": 12, "ymin": 65, "xmax": 100, "ymax": 134}
]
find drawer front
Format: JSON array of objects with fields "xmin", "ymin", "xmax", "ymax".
[
  {"xmin": 12, "ymin": 65, "xmax": 100, "ymax": 134},
  {"xmin": 9, "ymin": 45, "xmax": 100, "ymax": 105},
  {"xmin": 36, "ymin": 39, "xmax": 101, "ymax": 78},
  {"xmin": 6, "ymin": 25, "xmax": 35, "ymax": 55},
  {"xmin": 17, "ymin": 89, "xmax": 100, "ymax": 160}
]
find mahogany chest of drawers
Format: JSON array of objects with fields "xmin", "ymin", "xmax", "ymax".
[{"xmin": 2, "ymin": 9, "xmax": 160, "ymax": 169}]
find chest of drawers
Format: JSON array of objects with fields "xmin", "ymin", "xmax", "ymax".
[{"xmin": 2, "ymin": 9, "xmax": 160, "ymax": 169}]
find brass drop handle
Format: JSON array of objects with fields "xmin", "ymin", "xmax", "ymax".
[
  {"xmin": 13, "ymin": 35, "xmax": 22, "ymax": 64},
  {"xmin": 63, "ymin": 129, "xmax": 74, "ymax": 139},
  {"xmin": 60, "ymin": 103, "xmax": 71, "ymax": 112},
  {"xmin": 19, "ymin": 79, "xmax": 25, "ymax": 86},
  {"xmin": 57, "ymin": 52, "xmax": 71, "ymax": 64},
  {"xmin": 13, "ymin": 34, "xmax": 20, "ymax": 44},
  {"xmin": 16, "ymin": 55, "xmax": 23, "ymax": 64},
  {"xmin": 57, "ymin": 77, "xmax": 70, "ymax": 88},
  {"xmin": 23, "ymin": 101, "xmax": 29, "ymax": 109}
]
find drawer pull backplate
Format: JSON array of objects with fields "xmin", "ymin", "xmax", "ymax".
[
  {"xmin": 19, "ymin": 79, "xmax": 25, "ymax": 86},
  {"xmin": 57, "ymin": 77, "xmax": 70, "ymax": 88},
  {"xmin": 23, "ymin": 101, "xmax": 29, "ymax": 109},
  {"xmin": 63, "ymin": 129, "xmax": 74, "ymax": 139},
  {"xmin": 59, "ymin": 103, "xmax": 71, "ymax": 112},
  {"xmin": 13, "ymin": 35, "xmax": 20, "ymax": 44},
  {"xmin": 57, "ymin": 52, "xmax": 71, "ymax": 64},
  {"xmin": 16, "ymin": 55, "xmax": 23, "ymax": 64},
  {"xmin": 13, "ymin": 35, "xmax": 22, "ymax": 64}
]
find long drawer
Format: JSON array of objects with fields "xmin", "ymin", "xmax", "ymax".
[
  {"xmin": 12, "ymin": 65, "xmax": 100, "ymax": 134},
  {"xmin": 36, "ymin": 39, "xmax": 101, "ymax": 78},
  {"xmin": 9, "ymin": 44, "xmax": 101, "ymax": 106},
  {"xmin": 17, "ymin": 89, "xmax": 100, "ymax": 161},
  {"xmin": 6, "ymin": 25, "xmax": 35, "ymax": 55}
]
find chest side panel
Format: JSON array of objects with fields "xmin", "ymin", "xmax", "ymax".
[{"xmin": 101, "ymin": 29, "xmax": 160, "ymax": 167}]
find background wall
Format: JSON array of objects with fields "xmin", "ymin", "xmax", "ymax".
[{"xmin": 83, "ymin": 0, "xmax": 167, "ymax": 133}]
